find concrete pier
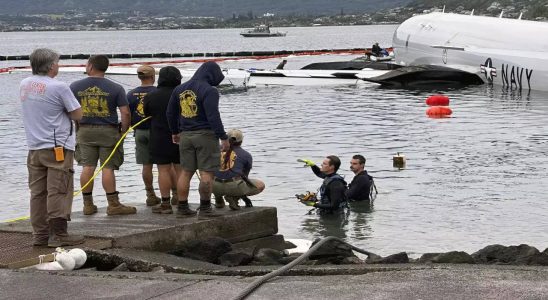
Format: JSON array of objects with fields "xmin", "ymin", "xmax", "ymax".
[{"xmin": 0, "ymin": 203, "xmax": 278, "ymax": 268}]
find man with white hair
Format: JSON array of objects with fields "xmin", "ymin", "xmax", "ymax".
[{"xmin": 20, "ymin": 48, "xmax": 84, "ymax": 247}]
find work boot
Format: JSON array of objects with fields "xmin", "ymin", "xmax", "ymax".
[
  {"xmin": 145, "ymin": 188, "xmax": 161, "ymax": 206},
  {"xmin": 225, "ymin": 196, "xmax": 240, "ymax": 211},
  {"xmin": 214, "ymin": 195, "xmax": 225, "ymax": 208},
  {"xmin": 170, "ymin": 188, "xmax": 179, "ymax": 206},
  {"xmin": 33, "ymin": 235, "xmax": 49, "ymax": 247},
  {"xmin": 106, "ymin": 192, "xmax": 137, "ymax": 216},
  {"xmin": 198, "ymin": 201, "xmax": 223, "ymax": 219},
  {"xmin": 47, "ymin": 218, "xmax": 84, "ymax": 248},
  {"xmin": 175, "ymin": 201, "xmax": 197, "ymax": 218},
  {"xmin": 152, "ymin": 198, "xmax": 173, "ymax": 214},
  {"xmin": 242, "ymin": 195, "xmax": 253, "ymax": 208},
  {"xmin": 83, "ymin": 193, "xmax": 98, "ymax": 215}
]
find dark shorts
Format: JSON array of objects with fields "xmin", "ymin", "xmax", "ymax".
[
  {"xmin": 179, "ymin": 130, "xmax": 220, "ymax": 172},
  {"xmin": 135, "ymin": 129, "xmax": 152, "ymax": 165},
  {"xmin": 75, "ymin": 125, "xmax": 124, "ymax": 170}
]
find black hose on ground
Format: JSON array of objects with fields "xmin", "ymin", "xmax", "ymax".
[{"xmin": 231, "ymin": 236, "xmax": 378, "ymax": 300}]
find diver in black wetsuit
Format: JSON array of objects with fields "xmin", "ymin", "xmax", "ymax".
[
  {"xmin": 346, "ymin": 154, "xmax": 373, "ymax": 202},
  {"xmin": 302, "ymin": 155, "xmax": 347, "ymax": 213}
]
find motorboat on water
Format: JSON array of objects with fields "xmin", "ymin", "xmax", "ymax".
[{"xmin": 240, "ymin": 24, "xmax": 287, "ymax": 37}]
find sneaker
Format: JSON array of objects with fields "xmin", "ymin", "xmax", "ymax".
[
  {"xmin": 225, "ymin": 196, "xmax": 240, "ymax": 211},
  {"xmin": 48, "ymin": 233, "xmax": 85, "ymax": 248},
  {"xmin": 214, "ymin": 195, "xmax": 225, "ymax": 208},
  {"xmin": 33, "ymin": 236, "xmax": 49, "ymax": 247},
  {"xmin": 176, "ymin": 205, "xmax": 197, "ymax": 218},
  {"xmin": 146, "ymin": 194, "xmax": 161, "ymax": 206},
  {"xmin": 198, "ymin": 206, "xmax": 223, "ymax": 219},
  {"xmin": 242, "ymin": 196, "xmax": 253, "ymax": 208},
  {"xmin": 152, "ymin": 202, "xmax": 173, "ymax": 214},
  {"xmin": 170, "ymin": 194, "xmax": 179, "ymax": 206}
]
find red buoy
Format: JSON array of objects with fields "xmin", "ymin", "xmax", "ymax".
[
  {"xmin": 426, "ymin": 94, "xmax": 450, "ymax": 106},
  {"xmin": 426, "ymin": 106, "xmax": 452, "ymax": 118}
]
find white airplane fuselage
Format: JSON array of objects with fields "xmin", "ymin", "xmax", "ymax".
[{"xmin": 393, "ymin": 12, "xmax": 548, "ymax": 91}]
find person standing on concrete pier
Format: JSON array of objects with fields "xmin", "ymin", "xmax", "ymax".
[
  {"xmin": 127, "ymin": 65, "xmax": 162, "ymax": 207},
  {"xmin": 144, "ymin": 66, "xmax": 183, "ymax": 214},
  {"xmin": 167, "ymin": 61, "xmax": 229, "ymax": 218},
  {"xmin": 20, "ymin": 48, "xmax": 85, "ymax": 247},
  {"xmin": 70, "ymin": 55, "xmax": 136, "ymax": 216}
]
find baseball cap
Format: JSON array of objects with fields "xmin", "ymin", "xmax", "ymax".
[
  {"xmin": 227, "ymin": 129, "xmax": 243, "ymax": 143},
  {"xmin": 137, "ymin": 65, "xmax": 155, "ymax": 77}
]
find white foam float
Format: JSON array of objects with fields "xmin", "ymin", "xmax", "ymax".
[
  {"xmin": 34, "ymin": 248, "xmax": 87, "ymax": 271},
  {"xmin": 284, "ymin": 239, "xmax": 313, "ymax": 255}
]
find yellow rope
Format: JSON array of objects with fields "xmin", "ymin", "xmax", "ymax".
[{"xmin": 3, "ymin": 117, "xmax": 152, "ymax": 223}]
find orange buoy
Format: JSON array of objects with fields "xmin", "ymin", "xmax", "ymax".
[
  {"xmin": 425, "ymin": 94, "xmax": 450, "ymax": 106},
  {"xmin": 426, "ymin": 106, "xmax": 452, "ymax": 118}
]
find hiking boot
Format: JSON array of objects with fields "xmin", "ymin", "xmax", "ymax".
[
  {"xmin": 175, "ymin": 202, "xmax": 197, "ymax": 218},
  {"xmin": 225, "ymin": 196, "xmax": 240, "ymax": 211},
  {"xmin": 83, "ymin": 194, "xmax": 97, "ymax": 215},
  {"xmin": 145, "ymin": 188, "xmax": 161, "ymax": 206},
  {"xmin": 152, "ymin": 202, "xmax": 173, "ymax": 214},
  {"xmin": 242, "ymin": 196, "xmax": 253, "ymax": 208},
  {"xmin": 33, "ymin": 235, "xmax": 49, "ymax": 247},
  {"xmin": 198, "ymin": 201, "xmax": 223, "ymax": 219},
  {"xmin": 47, "ymin": 218, "xmax": 84, "ymax": 248},
  {"xmin": 106, "ymin": 192, "xmax": 137, "ymax": 216},
  {"xmin": 214, "ymin": 195, "xmax": 225, "ymax": 208},
  {"xmin": 170, "ymin": 188, "xmax": 179, "ymax": 206}
]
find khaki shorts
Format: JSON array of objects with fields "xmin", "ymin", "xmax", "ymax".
[
  {"xmin": 134, "ymin": 129, "xmax": 151, "ymax": 165},
  {"xmin": 179, "ymin": 130, "xmax": 220, "ymax": 172},
  {"xmin": 213, "ymin": 178, "xmax": 261, "ymax": 197},
  {"xmin": 75, "ymin": 125, "xmax": 124, "ymax": 170}
]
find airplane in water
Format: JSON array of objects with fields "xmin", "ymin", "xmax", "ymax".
[{"xmin": 365, "ymin": 12, "xmax": 548, "ymax": 91}]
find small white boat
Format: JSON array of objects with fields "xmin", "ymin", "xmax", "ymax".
[{"xmin": 240, "ymin": 24, "xmax": 286, "ymax": 37}]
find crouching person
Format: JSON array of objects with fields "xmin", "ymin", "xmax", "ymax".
[{"xmin": 213, "ymin": 129, "xmax": 265, "ymax": 210}]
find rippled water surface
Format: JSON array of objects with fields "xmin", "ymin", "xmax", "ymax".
[{"xmin": 1, "ymin": 26, "xmax": 547, "ymax": 256}]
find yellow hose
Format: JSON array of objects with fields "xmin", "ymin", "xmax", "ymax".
[{"xmin": 3, "ymin": 117, "xmax": 152, "ymax": 223}]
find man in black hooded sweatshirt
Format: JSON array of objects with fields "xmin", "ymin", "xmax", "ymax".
[
  {"xmin": 166, "ymin": 62, "xmax": 229, "ymax": 218},
  {"xmin": 144, "ymin": 66, "xmax": 182, "ymax": 215}
]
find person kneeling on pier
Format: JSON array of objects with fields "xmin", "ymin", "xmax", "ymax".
[
  {"xmin": 300, "ymin": 155, "xmax": 348, "ymax": 214},
  {"xmin": 213, "ymin": 129, "xmax": 265, "ymax": 210}
]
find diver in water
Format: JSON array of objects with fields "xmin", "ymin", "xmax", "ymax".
[{"xmin": 300, "ymin": 155, "xmax": 348, "ymax": 214}]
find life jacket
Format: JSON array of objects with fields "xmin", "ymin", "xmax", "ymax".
[{"xmin": 319, "ymin": 174, "xmax": 347, "ymax": 209}]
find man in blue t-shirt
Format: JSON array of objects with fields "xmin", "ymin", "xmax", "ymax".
[
  {"xmin": 70, "ymin": 55, "xmax": 135, "ymax": 216},
  {"xmin": 127, "ymin": 65, "xmax": 161, "ymax": 207},
  {"xmin": 213, "ymin": 129, "xmax": 265, "ymax": 210}
]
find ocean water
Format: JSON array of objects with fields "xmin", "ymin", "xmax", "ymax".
[{"xmin": 1, "ymin": 25, "xmax": 547, "ymax": 256}]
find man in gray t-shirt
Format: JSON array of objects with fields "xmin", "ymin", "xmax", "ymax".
[
  {"xmin": 70, "ymin": 55, "xmax": 135, "ymax": 216},
  {"xmin": 20, "ymin": 48, "xmax": 84, "ymax": 247}
]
